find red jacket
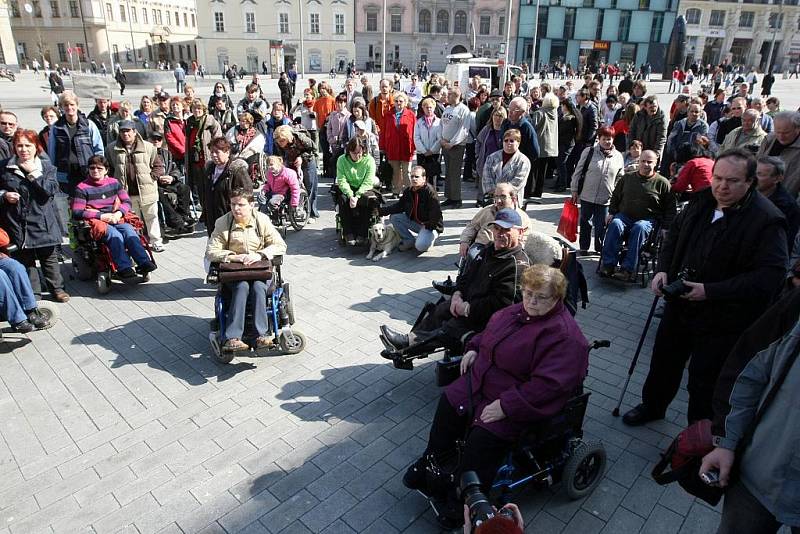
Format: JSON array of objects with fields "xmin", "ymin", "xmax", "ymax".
[
  {"xmin": 379, "ymin": 108, "xmax": 416, "ymax": 161},
  {"xmin": 164, "ymin": 116, "xmax": 186, "ymax": 159}
]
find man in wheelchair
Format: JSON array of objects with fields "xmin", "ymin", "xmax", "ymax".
[
  {"xmin": 206, "ymin": 188, "xmax": 286, "ymax": 353},
  {"xmin": 402, "ymin": 265, "xmax": 589, "ymax": 529},
  {"xmin": 149, "ymin": 131, "xmax": 196, "ymax": 235},
  {"xmin": 599, "ymin": 150, "xmax": 675, "ymax": 282},
  {"xmin": 258, "ymin": 155, "xmax": 302, "ymax": 219},
  {"xmin": 380, "ymin": 208, "xmax": 530, "ymax": 363},
  {"xmin": 71, "ymin": 155, "xmax": 156, "ymax": 282}
]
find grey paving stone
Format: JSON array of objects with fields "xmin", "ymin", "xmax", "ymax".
[
  {"xmin": 91, "ymin": 492, "xmax": 161, "ymax": 533},
  {"xmin": 565, "ymin": 509, "xmax": 606, "ymax": 534},
  {"xmin": 345, "ymin": 461, "xmax": 398, "ymax": 501},
  {"xmin": 260, "ymin": 489, "xmax": 320, "ymax": 533},
  {"xmin": 174, "ymin": 490, "xmax": 241, "ymax": 533},
  {"xmin": 599, "ymin": 506, "xmax": 646, "ymax": 534},
  {"xmin": 74, "ymin": 466, "xmax": 137, "ymax": 507},
  {"xmin": 679, "ymin": 502, "xmax": 722, "ymax": 534},
  {"xmin": 300, "ymin": 488, "xmax": 359, "ymax": 533},
  {"xmin": 217, "ymin": 489, "xmax": 280, "ymax": 533},
  {"xmin": 320, "ymin": 519, "xmax": 357, "ymax": 534},
  {"xmin": 641, "ymin": 504, "xmax": 685, "ymax": 534},
  {"xmin": 190, "ymin": 463, "xmax": 250, "ymax": 504},
  {"xmin": 381, "ymin": 492, "xmax": 429, "ymax": 531},
  {"xmin": 307, "ymin": 462, "xmax": 362, "ymax": 501},
  {"xmin": 582, "ymin": 478, "xmax": 629, "ymax": 522},
  {"xmin": 50, "ymin": 493, "xmax": 120, "ymax": 534},
  {"xmin": 269, "ymin": 462, "xmax": 325, "ymax": 501},
  {"xmin": 34, "ymin": 467, "xmax": 100, "ymax": 508},
  {"xmin": 341, "ymin": 489, "xmax": 398, "ymax": 532},
  {"xmin": 527, "ymin": 510, "xmax": 567, "ymax": 533},
  {"xmin": 622, "ymin": 476, "xmax": 666, "ymax": 519}
]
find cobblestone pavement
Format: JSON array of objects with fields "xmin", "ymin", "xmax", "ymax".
[{"xmin": 2, "ymin": 71, "xmax": 798, "ymax": 533}]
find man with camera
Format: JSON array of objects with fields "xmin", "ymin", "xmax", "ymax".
[{"xmin": 623, "ymin": 149, "xmax": 788, "ymax": 426}]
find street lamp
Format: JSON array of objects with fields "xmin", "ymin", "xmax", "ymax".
[{"xmin": 766, "ymin": 0, "xmax": 784, "ymax": 73}]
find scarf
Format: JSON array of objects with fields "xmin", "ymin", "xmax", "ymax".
[
  {"xmin": 599, "ymin": 145, "xmax": 615, "ymax": 158},
  {"xmin": 424, "ymin": 115, "xmax": 434, "ymax": 128},
  {"xmin": 236, "ymin": 127, "xmax": 257, "ymax": 150},
  {"xmin": 191, "ymin": 114, "xmax": 207, "ymax": 155}
]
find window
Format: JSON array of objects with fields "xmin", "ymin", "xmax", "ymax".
[
  {"xmin": 68, "ymin": 0, "xmax": 77, "ymax": 17},
  {"xmin": 639, "ymin": 0, "xmax": 649, "ymax": 7},
  {"xmin": 105, "ymin": 2, "xmax": 113, "ymax": 20},
  {"xmin": 175, "ymin": 11, "xmax": 179, "ymax": 25},
  {"xmin": 650, "ymin": 11, "xmax": 664, "ymax": 41},
  {"xmin": 178, "ymin": 44, "xmax": 183, "ymax": 59},
  {"xmin": 131, "ymin": 6, "xmax": 137, "ymax": 22},
  {"xmin": 279, "ymin": 12, "xmax": 289, "ymax": 33},
  {"xmin": 564, "ymin": 7, "xmax": 576, "ymax": 39},
  {"xmin": 709, "ymin": 10, "xmax": 725, "ymax": 26},
  {"xmin": 436, "ymin": 10, "xmax": 449, "ymax": 33},
  {"xmin": 618, "ymin": 10, "xmax": 631, "ymax": 40},
  {"xmin": 366, "ymin": 12, "xmax": 377, "ymax": 31},
  {"xmin": 119, "ymin": 5, "xmax": 125, "ymax": 21},
  {"xmin": 596, "ymin": 9, "xmax": 604, "ymax": 40},
  {"xmin": 151, "ymin": 9, "xmax": 156, "ymax": 23},
  {"xmin": 191, "ymin": 14, "xmax": 195, "ymax": 27},
  {"xmin": 157, "ymin": 10, "xmax": 162, "ymax": 24},
  {"xmin": 583, "ymin": 0, "xmax": 593, "ymax": 6},
  {"xmin": 18, "ymin": 42, "xmax": 28, "ymax": 60},
  {"xmin": 739, "ymin": 11, "xmax": 754, "ymax": 27},
  {"xmin": 454, "ymin": 10, "xmax": 467, "ymax": 33},
  {"xmin": 142, "ymin": 8, "xmax": 147, "ymax": 23},
  {"xmin": 50, "ymin": 1, "xmax": 60, "ymax": 17},
  {"xmin": 479, "ymin": 15, "xmax": 490, "ymax": 35},
  {"xmin": 769, "ymin": 12, "xmax": 784, "ymax": 28},
  {"xmin": 310, "ymin": 12, "xmax": 319, "ymax": 33},
  {"xmin": 32, "ymin": 0, "xmax": 41, "ymax": 17},
  {"xmin": 418, "ymin": 9, "xmax": 431, "ymax": 33},
  {"xmin": 57, "ymin": 42, "xmax": 67, "ymax": 62},
  {"xmin": 390, "ymin": 13, "xmax": 401, "ymax": 32},
  {"xmin": 112, "ymin": 44, "xmax": 120, "ymax": 63},
  {"xmin": 335, "ymin": 13, "xmax": 344, "ymax": 34},
  {"xmin": 537, "ymin": 8, "xmax": 548, "ymax": 41},
  {"xmin": 0, "ymin": 43, "xmax": 4, "ymax": 64},
  {"xmin": 685, "ymin": 8, "xmax": 700, "ymax": 24},
  {"xmin": 214, "ymin": 11, "xmax": 224, "ymax": 32},
  {"xmin": 498, "ymin": 15, "xmax": 505, "ymax": 35},
  {"xmin": 165, "ymin": 11, "xmax": 170, "ymax": 25},
  {"xmin": 10, "ymin": 1, "xmax": 19, "ymax": 17},
  {"xmin": 183, "ymin": 12, "xmax": 187, "ymax": 26},
  {"xmin": 75, "ymin": 42, "xmax": 85, "ymax": 61},
  {"xmin": 245, "ymin": 12, "xmax": 255, "ymax": 32}
]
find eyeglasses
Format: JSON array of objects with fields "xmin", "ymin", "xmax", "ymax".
[
  {"xmin": 503, "ymin": 139, "xmax": 518, "ymax": 143},
  {"xmin": 0, "ymin": 122, "xmax": 16, "ymax": 126},
  {"xmin": 493, "ymin": 194, "xmax": 510, "ymax": 201}
]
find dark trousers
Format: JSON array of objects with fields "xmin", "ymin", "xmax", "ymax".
[
  {"xmin": 463, "ymin": 142, "xmax": 476, "ymax": 182},
  {"xmin": 413, "ymin": 299, "xmax": 472, "ymax": 350},
  {"xmin": 578, "ymin": 200, "xmax": 608, "ymax": 252},
  {"xmin": 417, "ymin": 153, "xmax": 442, "ymax": 188},
  {"xmin": 530, "ymin": 156, "xmax": 556, "ymax": 197},
  {"xmin": 555, "ymin": 145, "xmax": 575, "ymax": 190},
  {"xmin": 425, "ymin": 394, "xmax": 511, "ymax": 495},
  {"xmin": 338, "ymin": 193, "xmax": 378, "ymax": 238},
  {"xmin": 12, "ymin": 246, "xmax": 64, "ymax": 294},
  {"xmin": 641, "ymin": 302, "xmax": 740, "ymax": 423},
  {"xmin": 319, "ymin": 133, "xmax": 332, "ymax": 178},
  {"xmin": 159, "ymin": 182, "xmax": 193, "ymax": 228},
  {"xmin": 718, "ymin": 482, "xmax": 800, "ymax": 534}
]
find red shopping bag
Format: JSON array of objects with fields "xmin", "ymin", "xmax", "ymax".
[{"xmin": 557, "ymin": 200, "xmax": 579, "ymax": 242}]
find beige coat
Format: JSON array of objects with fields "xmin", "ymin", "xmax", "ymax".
[
  {"xmin": 460, "ymin": 205, "xmax": 532, "ymax": 247},
  {"xmin": 206, "ymin": 211, "xmax": 287, "ymax": 263},
  {"xmin": 722, "ymin": 125, "xmax": 767, "ymax": 152},
  {"xmin": 106, "ymin": 136, "xmax": 160, "ymax": 204},
  {"xmin": 757, "ymin": 133, "xmax": 800, "ymax": 196}
]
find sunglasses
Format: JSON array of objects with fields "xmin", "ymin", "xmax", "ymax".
[{"xmin": 0, "ymin": 121, "xmax": 16, "ymax": 126}]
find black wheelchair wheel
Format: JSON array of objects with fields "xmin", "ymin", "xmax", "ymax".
[
  {"xmin": 289, "ymin": 191, "xmax": 310, "ymax": 231},
  {"xmin": 563, "ymin": 440, "xmax": 607, "ymax": 499},
  {"xmin": 72, "ymin": 249, "xmax": 95, "ymax": 281}
]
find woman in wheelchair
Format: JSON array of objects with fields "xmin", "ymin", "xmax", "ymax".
[
  {"xmin": 336, "ymin": 137, "xmax": 379, "ymax": 246},
  {"xmin": 403, "ymin": 265, "xmax": 589, "ymax": 529},
  {"xmin": 205, "ymin": 188, "xmax": 287, "ymax": 353},
  {"xmin": 260, "ymin": 155, "xmax": 301, "ymax": 213},
  {"xmin": 71, "ymin": 155, "xmax": 156, "ymax": 282},
  {"xmin": 225, "ymin": 112, "xmax": 265, "ymax": 161}
]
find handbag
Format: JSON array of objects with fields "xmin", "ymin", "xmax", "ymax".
[
  {"xmin": 652, "ymin": 337, "xmax": 800, "ymax": 505},
  {"xmin": 557, "ymin": 200, "xmax": 579, "ymax": 243},
  {"xmin": 217, "ymin": 260, "xmax": 273, "ymax": 283}
]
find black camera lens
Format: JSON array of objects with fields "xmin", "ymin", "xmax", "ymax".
[{"xmin": 460, "ymin": 471, "xmax": 495, "ymax": 527}]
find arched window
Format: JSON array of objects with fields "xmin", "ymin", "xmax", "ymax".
[
  {"xmin": 454, "ymin": 10, "xmax": 467, "ymax": 34},
  {"xmin": 436, "ymin": 10, "xmax": 449, "ymax": 33},
  {"xmin": 419, "ymin": 9, "xmax": 431, "ymax": 33},
  {"xmin": 685, "ymin": 8, "xmax": 701, "ymax": 25}
]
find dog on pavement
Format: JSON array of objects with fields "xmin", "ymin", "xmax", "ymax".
[{"xmin": 366, "ymin": 219, "xmax": 402, "ymax": 261}]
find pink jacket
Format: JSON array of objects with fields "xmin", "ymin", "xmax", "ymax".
[{"xmin": 263, "ymin": 166, "xmax": 301, "ymax": 207}]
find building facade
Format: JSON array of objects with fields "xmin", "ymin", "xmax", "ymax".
[
  {"xmin": 515, "ymin": 0, "xmax": 678, "ymax": 73},
  {"xmin": 195, "ymin": 0, "xmax": 355, "ymax": 76},
  {"xmin": 680, "ymin": 0, "xmax": 800, "ymax": 71},
  {"xmin": 8, "ymin": 0, "xmax": 198, "ymax": 70},
  {"xmin": 0, "ymin": 0, "xmax": 20, "ymax": 69},
  {"xmin": 354, "ymin": 0, "xmax": 518, "ymax": 73}
]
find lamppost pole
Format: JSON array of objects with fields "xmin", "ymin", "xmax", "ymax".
[
  {"xmin": 99, "ymin": 0, "xmax": 116, "ymax": 75},
  {"xmin": 766, "ymin": 0, "xmax": 783, "ymax": 73},
  {"xmin": 381, "ymin": 0, "xmax": 387, "ymax": 78},
  {"xmin": 77, "ymin": 0, "xmax": 92, "ymax": 64},
  {"xmin": 127, "ymin": 1, "xmax": 136, "ymax": 64},
  {"xmin": 298, "ymin": 0, "xmax": 305, "ymax": 77}
]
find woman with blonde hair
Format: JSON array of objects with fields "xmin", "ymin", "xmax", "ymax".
[
  {"xmin": 273, "ymin": 124, "xmax": 320, "ymax": 219},
  {"xmin": 530, "ymin": 92, "xmax": 560, "ymax": 194}
]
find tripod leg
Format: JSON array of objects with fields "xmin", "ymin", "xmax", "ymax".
[{"xmin": 612, "ymin": 295, "xmax": 660, "ymax": 416}]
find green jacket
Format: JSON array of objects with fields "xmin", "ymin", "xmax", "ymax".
[
  {"xmin": 609, "ymin": 170, "xmax": 676, "ymax": 226},
  {"xmin": 336, "ymin": 153, "xmax": 377, "ymax": 198}
]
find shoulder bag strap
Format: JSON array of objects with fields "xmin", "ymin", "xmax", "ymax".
[{"xmin": 576, "ymin": 146, "xmax": 595, "ymax": 195}]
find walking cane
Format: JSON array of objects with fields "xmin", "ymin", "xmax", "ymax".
[{"xmin": 612, "ymin": 294, "xmax": 660, "ymax": 417}]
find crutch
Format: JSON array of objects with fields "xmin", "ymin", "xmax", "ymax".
[{"xmin": 612, "ymin": 294, "xmax": 660, "ymax": 417}]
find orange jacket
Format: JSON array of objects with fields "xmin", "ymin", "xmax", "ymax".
[
  {"xmin": 313, "ymin": 96, "xmax": 336, "ymax": 129},
  {"xmin": 369, "ymin": 94, "xmax": 395, "ymax": 133}
]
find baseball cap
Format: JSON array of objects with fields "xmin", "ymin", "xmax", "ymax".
[
  {"xmin": 117, "ymin": 119, "xmax": 136, "ymax": 131},
  {"xmin": 353, "ymin": 120, "xmax": 366, "ymax": 131},
  {"xmin": 490, "ymin": 208, "xmax": 523, "ymax": 229},
  {"xmin": 156, "ymin": 91, "xmax": 170, "ymax": 100},
  {"xmin": 489, "ymin": 89, "xmax": 502, "ymax": 99},
  {"xmin": 148, "ymin": 130, "xmax": 164, "ymax": 140}
]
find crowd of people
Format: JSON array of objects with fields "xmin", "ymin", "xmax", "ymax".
[{"xmin": 2, "ymin": 65, "xmax": 800, "ymax": 534}]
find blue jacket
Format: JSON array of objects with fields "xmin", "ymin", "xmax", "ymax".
[
  {"xmin": 47, "ymin": 113, "xmax": 104, "ymax": 185},
  {"xmin": 0, "ymin": 157, "xmax": 63, "ymax": 248},
  {"xmin": 263, "ymin": 117, "xmax": 291, "ymax": 155}
]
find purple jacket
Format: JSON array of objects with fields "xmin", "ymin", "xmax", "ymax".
[
  {"xmin": 263, "ymin": 166, "xmax": 301, "ymax": 207},
  {"xmin": 445, "ymin": 301, "xmax": 589, "ymax": 442}
]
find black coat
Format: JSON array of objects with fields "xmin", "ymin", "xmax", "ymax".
[
  {"xmin": 0, "ymin": 157, "xmax": 63, "ymax": 249},
  {"xmin": 379, "ymin": 184, "xmax": 443, "ymax": 233},
  {"xmin": 768, "ymin": 183, "xmax": 800, "ymax": 251},
  {"xmin": 202, "ymin": 159, "xmax": 253, "ymax": 236},
  {"xmin": 454, "ymin": 243, "xmax": 530, "ymax": 332},
  {"xmin": 658, "ymin": 187, "xmax": 788, "ymax": 332}
]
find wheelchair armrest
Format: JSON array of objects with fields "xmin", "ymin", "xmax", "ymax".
[
  {"xmin": 271, "ymin": 255, "xmax": 283, "ymax": 267},
  {"xmin": 3, "ymin": 244, "xmax": 17, "ymax": 254}
]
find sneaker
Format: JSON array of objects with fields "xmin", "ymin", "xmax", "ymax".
[
  {"xmin": 345, "ymin": 234, "xmax": 357, "ymax": 246},
  {"xmin": 598, "ymin": 265, "xmax": 615, "ymax": 278},
  {"xmin": 151, "ymin": 243, "xmax": 165, "ymax": 253},
  {"xmin": 255, "ymin": 336, "xmax": 273, "ymax": 349},
  {"xmin": 222, "ymin": 338, "xmax": 250, "ymax": 352},
  {"xmin": 26, "ymin": 309, "xmax": 51, "ymax": 330},
  {"xmin": 136, "ymin": 262, "xmax": 157, "ymax": 275},
  {"xmin": 12, "ymin": 320, "xmax": 35, "ymax": 333},
  {"xmin": 613, "ymin": 269, "xmax": 636, "ymax": 282},
  {"xmin": 118, "ymin": 268, "xmax": 138, "ymax": 283},
  {"xmin": 52, "ymin": 289, "xmax": 70, "ymax": 303}
]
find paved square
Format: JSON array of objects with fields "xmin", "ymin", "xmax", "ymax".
[{"xmin": 1, "ymin": 71, "xmax": 798, "ymax": 533}]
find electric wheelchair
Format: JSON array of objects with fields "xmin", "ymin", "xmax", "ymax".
[
  {"xmin": 329, "ymin": 183, "xmax": 384, "ymax": 247},
  {"xmin": 207, "ymin": 255, "xmax": 306, "ymax": 364},
  {"xmin": 69, "ymin": 217, "xmax": 156, "ymax": 294}
]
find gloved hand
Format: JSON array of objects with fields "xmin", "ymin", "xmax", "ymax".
[
  {"xmin": 349, "ymin": 196, "xmax": 358, "ymax": 209},
  {"xmin": 269, "ymin": 194, "xmax": 285, "ymax": 206}
]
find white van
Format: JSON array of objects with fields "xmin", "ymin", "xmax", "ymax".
[{"xmin": 443, "ymin": 54, "xmax": 524, "ymax": 91}]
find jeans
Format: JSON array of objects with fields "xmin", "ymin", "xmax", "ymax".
[
  {"xmin": 104, "ymin": 223, "xmax": 151, "ymax": 271},
  {"xmin": 0, "ymin": 257, "xmax": 37, "ymax": 324},
  {"xmin": 390, "ymin": 213, "xmax": 438, "ymax": 252},
  {"xmin": 555, "ymin": 145, "xmax": 574, "ymax": 190},
  {"xmin": 303, "ymin": 160, "xmax": 320, "ymax": 218},
  {"xmin": 578, "ymin": 201, "xmax": 608, "ymax": 252},
  {"xmin": 717, "ymin": 481, "xmax": 800, "ymax": 534},
  {"xmin": 225, "ymin": 280, "xmax": 270, "ymax": 340},
  {"xmin": 600, "ymin": 213, "xmax": 654, "ymax": 272}
]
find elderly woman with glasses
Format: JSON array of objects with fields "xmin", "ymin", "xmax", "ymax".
[
  {"xmin": 225, "ymin": 111, "xmax": 265, "ymax": 160},
  {"xmin": 402, "ymin": 264, "xmax": 589, "ymax": 530},
  {"xmin": 481, "ymin": 128, "xmax": 532, "ymax": 198}
]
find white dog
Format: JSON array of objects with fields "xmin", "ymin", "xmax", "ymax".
[{"xmin": 366, "ymin": 219, "xmax": 402, "ymax": 261}]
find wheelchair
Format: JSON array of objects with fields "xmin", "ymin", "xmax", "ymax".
[
  {"xmin": 330, "ymin": 183, "xmax": 384, "ymax": 247},
  {"xmin": 419, "ymin": 340, "xmax": 610, "ymax": 524},
  {"xmin": 256, "ymin": 189, "xmax": 311, "ymax": 237},
  {"xmin": 596, "ymin": 221, "xmax": 664, "ymax": 288},
  {"xmin": 69, "ymin": 218, "xmax": 156, "ymax": 294},
  {"xmin": 207, "ymin": 255, "xmax": 306, "ymax": 364}
]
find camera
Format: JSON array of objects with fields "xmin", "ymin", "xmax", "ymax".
[
  {"xmin": 661, "ymin": 268, "xmax": 695, "ymax": 302},
  {"xmin": 460, "ymin": 471, "xmax": 512, "ymax": 527},
  {"xmin": 700, "ymin": 469, "xmax": 720, "ymax": 486}
]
